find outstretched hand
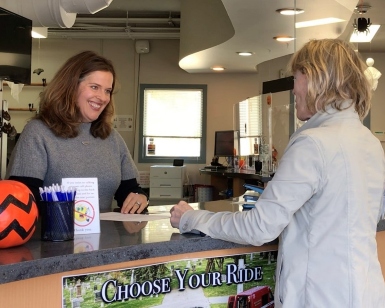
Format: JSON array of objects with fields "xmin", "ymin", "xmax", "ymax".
[{"xmin": 170, "ymin": 200, "xmax": 194, "ymax": 229}]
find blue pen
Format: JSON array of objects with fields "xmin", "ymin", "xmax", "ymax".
[
  {"xmin": 46, "ymin": 188, "xmax": 53, "ymax": 202},
  {"xmin": 43, "ymin": 186, "xmax": 49, "ymax": 201},
  {"xmin": 55, "ymin": 184, "xmax": 63, "ymax": 201},
  {"xmin": 66, "ymin": 188, "xmax": 72, "ymax": 201},
  {"xmin": 51, "ymin": 187, "xmax": 57, "ymax": 201},
  {"xmin": 48, "ymin": 187, "xmax": 56, "ymax": 201},
  {"xmin": 59, "ymin": 185, "xmax": 66, "ymax": 201},
  {"xmin": 53, "ymin": 184, "xmax": 59, "ymax": 200},
  {"xmin": 69, "ymin": 186, "xmax": 76, "ymax": 201}
]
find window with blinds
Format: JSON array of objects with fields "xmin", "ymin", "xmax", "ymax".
[
  {"xmin": 237, "ymin": 96, "xmax": 262, "ymax": 137},
  {"xmin": 235, "ymin": 96, "xmax": 262, "ymax": 155},
  {"xmin": 139, "ymin": 84, "xmax": 207, "ymax": 163}
]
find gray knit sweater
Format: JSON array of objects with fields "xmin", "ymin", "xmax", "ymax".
[{"xmin": 6, "ymin": 119, "xmax": 139, "ymax": 212}]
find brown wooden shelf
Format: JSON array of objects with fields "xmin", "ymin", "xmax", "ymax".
[
  {"xmin": 3, "ymin": 82, "xmax": 46, "ymax": 87},
  {"xmin": 8, "ymin": 108, "xmax": 37, "ymax": 112}
]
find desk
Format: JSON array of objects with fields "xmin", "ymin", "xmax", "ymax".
[{"xmin": 199, "ymin": 168, "xmax": 272, "ymax": 199}]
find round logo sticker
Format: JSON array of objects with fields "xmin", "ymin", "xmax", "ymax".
[{"xmin": 74, "ymin": 200, "xmax": 95, "ymax": 227}]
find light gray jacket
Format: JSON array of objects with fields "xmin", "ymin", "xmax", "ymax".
[{"xmin": 180, "ymin": 102, "xmax": 385, "ymax": 307}]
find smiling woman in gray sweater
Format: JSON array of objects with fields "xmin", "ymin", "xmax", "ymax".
[{"xmin": 6, "ymin": 51, "xmax": 148, "ymax": 214}]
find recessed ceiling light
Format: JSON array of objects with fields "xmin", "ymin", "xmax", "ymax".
[
  {"xmin": 211, "ymin": 66, "xmax": 225, "ymax": 71},
  {"xmin": 350, "ymin": 25, "xmax": 380, "ymax": 42},
  {"xmin": 273, "ymin": 36, "xmax": 295, "ymax": 42},
  {"xmin": 276, "ymin": 8, "xmax": 304, "ymax": 15},
  {"xmin": 237, "ymin": 52, "xmax": 253, "ymax": 56},
  {"xmin": 296, "ymin": 18, "xmax": 345, "ymax": 28}
]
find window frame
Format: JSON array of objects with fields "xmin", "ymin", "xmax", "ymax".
[{"xmin": 138, "ymin": 84, "xmax": 207, "ymax": 164}]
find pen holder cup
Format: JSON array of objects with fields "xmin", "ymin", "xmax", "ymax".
[{"xmin": 40, "ymin": 201, "xmax": 75, "ymax": 241}]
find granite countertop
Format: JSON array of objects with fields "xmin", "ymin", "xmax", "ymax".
[
  {"xmin": 0, "ymin": 200, "xmax": 277, "ymax": 285},
  {"xmin": 1, "ymin": 200, "xmax": 384, "ymax": 285}
]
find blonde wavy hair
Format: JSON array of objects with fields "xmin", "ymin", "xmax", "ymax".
[
  {"xmin": 36, "ymin": 51, "xmax": 116, "ymax": 139},
  {"xmin": 288, "ymin": 39, "xmax": 371, "ymax": 119}
]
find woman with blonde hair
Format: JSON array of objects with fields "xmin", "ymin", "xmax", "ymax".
[{"xmin": 170, "ymin": 39, "xmax": 385, "ymax": 307}]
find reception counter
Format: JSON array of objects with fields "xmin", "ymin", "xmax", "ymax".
[
  {"xmin": 0, "ymin": 200, "xmax": 279, "ymax": 307},
  {"xmin": 0, "ymin": 200, "xmax": 384, "ymax": 307}
]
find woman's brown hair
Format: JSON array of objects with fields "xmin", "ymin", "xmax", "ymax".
[
  {"xmin": 288, "ymin": 39, "xmax": 371, "ymax": 119},
  {"xmin": 36, "ymin": 50, "xmax": 116, "ymax": 139}
]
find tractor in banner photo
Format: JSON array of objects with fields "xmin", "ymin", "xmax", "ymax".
[{"xmin": 227, "ymin": 285, "xmax": 274, "ymax": 308}]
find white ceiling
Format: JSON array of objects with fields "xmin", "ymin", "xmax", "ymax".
[{"xmin": 43, "ymin": 0, "xmax": 385, "ymax": 73}]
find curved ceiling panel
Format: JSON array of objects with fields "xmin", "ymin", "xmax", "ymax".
[
  {"xmin": 179, "ymin": 0, "xmax": 357, "ymax": 73},
  {"xmin": 179, "ymin": 0, "xmax": 234, "ymax": 71}
]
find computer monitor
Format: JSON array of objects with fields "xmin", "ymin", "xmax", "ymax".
[{"xmin": 214, "ymin": 130, "xmax": 239, "ymax": 157}]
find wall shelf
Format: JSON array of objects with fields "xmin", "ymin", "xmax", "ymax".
[
  {"xmin": 3, "ymin": 82, "xmax": 46, "ymax": 87},
  {"xmin": 8, "ymin": 108, "xmax": 36, "ymax": 112}
]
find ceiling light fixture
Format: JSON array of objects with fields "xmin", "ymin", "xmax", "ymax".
[
  {"xmin": 276, "ymin": 8, "xmax": 304, "ymax": 15},
  {"xmin": 211, "ymin": 66, "xmax": 225, "ymax": 71},
  {"xmin": 355, "ymin": 4, "xmax": 371, "ymax": 14},
  {"xmin": 295, "ymin": 18, "xmax": 345, "ymax": 28},
  {"xmin": 237, "ymin": 52, "xmax": 253, "ymax": 56},
  {"xmin": 273, "ymin": 36, "xmax": 295, "ymax": 42}
]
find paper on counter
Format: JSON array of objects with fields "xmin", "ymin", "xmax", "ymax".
[{"xmin": 100, "ymin": 212, "xmax": 170, "ymax": 222}]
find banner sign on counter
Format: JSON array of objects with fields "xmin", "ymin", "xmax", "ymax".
[{"xmin": 62, "ymin": 250, "xmax": 277, "ymax": 307}]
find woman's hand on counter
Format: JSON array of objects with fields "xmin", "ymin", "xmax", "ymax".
[
  {"xmin": 170, "ymin": 200, "xmax": 194, "ymax": 229},
  {"xmin": 121, "ymin": 192, "xmax": 148, "ymax": 214}
]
